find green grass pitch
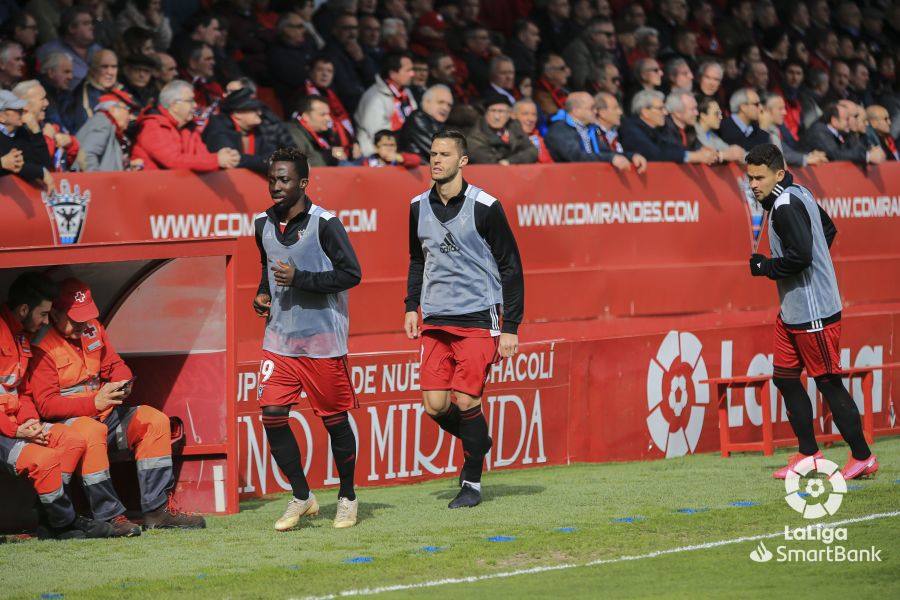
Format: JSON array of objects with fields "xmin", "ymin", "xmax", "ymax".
[{"xmin": 3, "ymin": 437, "xmax": 899, "ymax": 599}]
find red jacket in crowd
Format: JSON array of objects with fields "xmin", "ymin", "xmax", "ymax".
[{"xmin": 131, "ymin": 106, "xmax": 220, "ymax": 172}]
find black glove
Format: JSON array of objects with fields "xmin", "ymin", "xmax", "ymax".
[{"xmin": 749, "ymin": 253, "xmax": 770, "ymax": 277}]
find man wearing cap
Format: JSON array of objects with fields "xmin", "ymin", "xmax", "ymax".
[
  {"xmin": 1, "ymin": 272, "xmax": 113, "ymax": 540},
  {"xmin": 0, "ymin": 89, "xmax": 54, "ymax": 188},
  {"xmin": 75, "ymin": 90, "xmax": 142, "ymax": 171},
  {"xmin": 202, "ymin": 88, "xmax": 274, "ymax": 174},
  {"xmin": 27, "ymin": 278, "xmax": 206, "ymax": 533},
  {"xmin": 466, "ymin": 92, "xmax": 537, "ymax": 165},
  {"xmin": 121, "ymin": 53, "xmax": 159, "ymax": 109}
]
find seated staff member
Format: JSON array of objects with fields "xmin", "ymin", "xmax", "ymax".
[
  {"xmin": 27, "ymin": 278, "xmax": 206, "ymax": 534},
  {"xmin": 1, "ymin": 272, "xmax": 111, "ymax": 540}
]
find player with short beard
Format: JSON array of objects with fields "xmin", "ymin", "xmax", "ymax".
[
  {"xmin": 745, "ymin": 143, "xmax": 878, "ymax": 480},
  {"xmin": 404, "ymin": 130, "xmax": 525, "ymax": 508}
]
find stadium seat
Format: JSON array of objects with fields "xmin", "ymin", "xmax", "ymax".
[{"xmin": 256, "ymin": 86, "xmax": 285, "ymax": 120}]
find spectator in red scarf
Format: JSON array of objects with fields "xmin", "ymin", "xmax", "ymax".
[
  {"xmin": 354, "ymin": 51, "xmax": 417, "ymax": 155},
  {"xmin": 409, "ymin": 0, "xmax": 448, "ymax": 55},
  {"xmin": 180, "ymin": 42, "xmax": 223, "ymax": 109},
  {"xmin": 131, "ymin": 79, "xmax": 239, "ymax": 171},
  {"xmin": 690, "ymin": 1, "xmax": 722, "ymax": 57},
  {"xmin": 427, "ymin": 51, "xmax": 476, "ymax": 104},
  {"xmin": 458, "ymin": 26, "xmax": 497, "ymax": 92},
  {"xmin": 534, "ymin": 53, "xmax": 570, "ymax": 117},
  {"xmin": 203, "ymin": 88, "xmax": 275, "ymax": 174},
  {"xmin": 75, "ymin": 91, "xmax": 140, "ymax": 171},
  {"xmin": 303, "ymin": 56, "xmax": 359, "ymax": 159},
  {"xmin": 287, "ymin": 95, "xmax": 342, "ymax": 167},
  {"xmin": 866, "ymin": 105, "xmax": 899, "ymax": 161},
  {"xmin": 775, "ymin": 60, "xmax": 805, "ymax": 140},
  {"xmin": 512, "ymin": 98, "xmax": 553, "ymax": 163}
]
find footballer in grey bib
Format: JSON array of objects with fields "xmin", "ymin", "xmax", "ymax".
[
  {"xmin": 416, "ymin": 184, "xmax": 503, "ymax": 321},
  {"xmin": 262, "ymin": 204, "xmax": 349, "ymax": 357},
  {"xmin": 769, "ymin": 183, "xmax": 842, "ymax": 329}
]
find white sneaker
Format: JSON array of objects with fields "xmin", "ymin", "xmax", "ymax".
[
  {"xmin": 333, "ymin": 496, "xmax": 358, "ymax": 529},
  {"xmin": 274, "ymin": 492, "xmax": 319, "ymax": 532}
]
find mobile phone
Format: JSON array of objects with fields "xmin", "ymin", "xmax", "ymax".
[{"xmin": 115, "ymin": 376, "xmax": 137, "ymax": 392}]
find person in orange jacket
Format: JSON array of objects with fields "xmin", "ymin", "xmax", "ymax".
[
  {"xmin": 1, "ymin": 272, "xmax": 112, "ymax": 539},
  {"xmin": 27, "ymin": 278, "xmax": 205, "ymax": 534}
]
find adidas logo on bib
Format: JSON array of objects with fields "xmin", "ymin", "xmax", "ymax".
[{"xmin": 439, "ymin": 232, "xmax": 460, "ymax": 254}]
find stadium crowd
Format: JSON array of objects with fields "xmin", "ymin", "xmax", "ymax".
[{"xmin": 0, "ymin": 0, "xmax": 899, "ymax": 187}]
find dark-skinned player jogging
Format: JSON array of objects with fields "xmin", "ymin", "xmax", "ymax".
[
  {"xmin": 745, "ymin": 143, "xmax": 877, "ymax": 480},
  {"xmin": 253, "ymin": 147, "xmax": 363, "ymax": 530},
  {"xmin": 404, "ymin": 130, "xmax": 525, "ymax": 508}
]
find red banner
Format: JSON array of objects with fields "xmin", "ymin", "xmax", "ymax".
[{"xmin": 1, "ymin": 162, "xmax": 898, "ymax": 501}]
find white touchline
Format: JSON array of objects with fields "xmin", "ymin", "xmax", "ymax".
[{"xmin": 298, "ymin": 511, "xmax": 900, "ymax": 600}]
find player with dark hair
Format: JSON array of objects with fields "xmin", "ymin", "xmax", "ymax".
[
  {"xmin": 745, "ymin": 143, "xmax": 878, "ymax": 480},
  {"xmin": 253, "ymin": 147, "xmax": 363, "ymax": 530},
  {"xmin": 405, "ymin": 130, "xmax": 525, "ymax": 508}
]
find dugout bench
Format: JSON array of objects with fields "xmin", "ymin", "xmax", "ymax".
[
  {"xmin": 0, "ymin": 239, "xmax": 240, "ymax": 533},
  {"xmin": 703, "ymin": 363, "xmax": 900, "ymax": 457}
]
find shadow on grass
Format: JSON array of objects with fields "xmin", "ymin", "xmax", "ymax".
[{"xmin": 430, "ymin": 484, "xmax": 545, "ymax": 502}]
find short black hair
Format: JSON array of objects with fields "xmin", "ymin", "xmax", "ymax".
[
  {"xmin": 268, "ymin": 147, "xmax": 310, "ymax": 179},
  {"xmin": 374, "ymin": 129, "xmax": 397, "ymax": 145},
  {"xmin": 294, "ymin": 95, "xmax": 328, "ymax": 116},
  {"xmin": 745, "ymin": 143, "xmax": 785, "ymax": 171},
  {"xmin": 380, "ymin": 51, "xmax": 412, "ymax": 81},
  {"xmin": 432, "ymin": 129, "xmax": 468, "ymax": 157},
  {"xmin": 6, "ymin": 272, "xmax": 58, "ymax": 311},
  {"xmin": 821, "ymin": 102, "xmax": 841, "ymax": 125},
  {"xmin": 59, "ymin": 6, "xmax": 92, "ymax": 38}
]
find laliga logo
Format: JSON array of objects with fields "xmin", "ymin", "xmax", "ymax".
[
  {"xmin": 784, "ymin": 456, "xmax": 846, "ymax": 519},
  {"xmin": 42, "ymin": 179, "xmax": 91, "ymax": 245},
  {"xmin": 646, "ymin": 330, "xmax": 709, "ymax": 457}
]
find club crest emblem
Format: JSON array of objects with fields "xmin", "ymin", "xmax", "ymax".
[{"xmin": 42, "ymin": 179, "xmax": 91, "ymax": 245}]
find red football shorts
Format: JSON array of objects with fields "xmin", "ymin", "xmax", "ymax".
[
  {"xmin": 258, "ymin": 350, "xmax": 358, "ymax": 416},
  {"xmin": 773, "ymin": 317, "xmax": 841, "ymax": 379},
  {"xmin": 420, "ymin": 326, "xmax": 499, "ymax": 398}
]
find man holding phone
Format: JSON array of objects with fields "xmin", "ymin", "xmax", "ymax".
[{"xmin": 27, "ymin": 278, "xmax": 206, "ymax": 534}]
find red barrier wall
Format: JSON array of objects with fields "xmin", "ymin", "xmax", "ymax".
[{"xmin": 2, "ymin": 162, "xmax": 898, "ymax": 500}]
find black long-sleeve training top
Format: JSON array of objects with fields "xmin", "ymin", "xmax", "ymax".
[
  {"xmin": 760, "ymin": 175, "xmax": 837, "ymax": 280},
  {"xmin": 255, "ymin": 199, "xmax": 362, "ymax": 296},
  {"xmin": 406, "ymin": 180, "xmax": 525, "ymax": 334}
]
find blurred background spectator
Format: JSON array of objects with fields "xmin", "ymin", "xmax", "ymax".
[{"xmin": 0, "ymin": 0, "xmax": 895, "ymax": 180}]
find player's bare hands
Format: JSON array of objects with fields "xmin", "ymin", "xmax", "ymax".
[
  {"xmin": 498, "ymin": 333, "xmax": 518, "ymax": 358},
  {"xmin": 253, "ymin": 293, "xmax": 271, "ymax": 317},
  {"xmin": 404, "ymin": 311, "xmax": 420, "ymax": 339},
  {"xmin": 94, "ymin": 382, "xmax": 126, "ymax": 412},
  {"xmin": 272, "ymin": 260, "xmax": 295, "ymax": 286}
]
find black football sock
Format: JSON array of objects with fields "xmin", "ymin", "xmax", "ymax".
[
  {"xmin": 428, "ymin": 402, "xmax": 462, "ymax": 438},
  {"xmin": 458, "ymin": 405, "xmax": 489, "ymax": 484},
  {"xmin": 323, "ymin": 412, "xmax": 357, "ymax": 501},
  {"xmin": 774, "ymin": 377, "xmax": 819, "ymax": 456},
  {"xmin": 815, "ymin": 375, "xmax": 872, "ymax": 461},
  {"xmin": 262, "ymin": 409, "xmax": 310, "ymax": 501}
]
